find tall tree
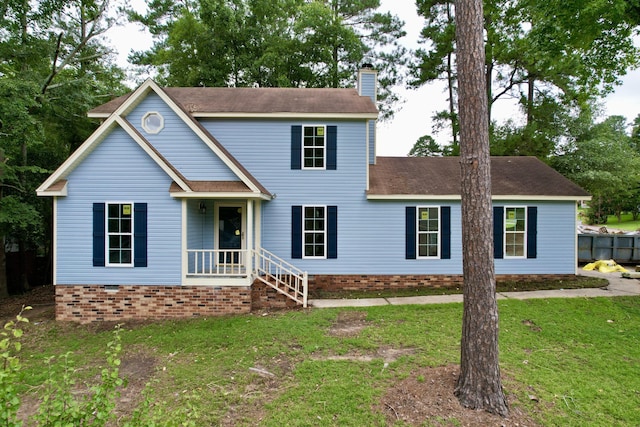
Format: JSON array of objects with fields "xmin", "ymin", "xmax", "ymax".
[
  {"xmin": 454, "ymin": 0, "xmax": 509, "ymax": 416},
  {"xmin": 128, "ymin": 0, "xmax": 408, "ymax": 118},
  {"xmin": 413, "ymin": 0, "xmax": 639, "ymax": 158},
  {"xmin": 0, "ymin": 0, "xmax": 127, "ymax": 295},
  {"xmin": 551, "ymin": 115, "xmax": 640, "ymax": 224}
]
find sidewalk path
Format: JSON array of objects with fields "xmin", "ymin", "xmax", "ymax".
[{"xmin": 308, "ymin": 269, "xmax": 640, "ymax": 308}]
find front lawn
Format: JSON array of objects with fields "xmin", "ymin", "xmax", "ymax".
[{"xmin": 9, "ymin": 296, "xmax": 640, "ymax": 426}]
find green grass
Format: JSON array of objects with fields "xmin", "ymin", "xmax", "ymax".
[
  {"xmin": 15, "ymin": 297, "xmax": 640, "ymax": 426},
  {"xmin": 603, "ymin": 213, "xmax": 640, "ymax": 231}
]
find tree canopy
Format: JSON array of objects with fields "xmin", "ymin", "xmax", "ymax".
[
  {"xmin": 127, "ymin": 0, "xmax": 408, "ymax": 119},
  {"xmin": 0, "ymin": 0, "xmax": 128, "ymax": 295},
  {"xmin": 412, "ymin": 0, "xmax": 639, "ymax": 157}
]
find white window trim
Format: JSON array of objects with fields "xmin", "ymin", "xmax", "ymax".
[
  {"xmin": 504, "ymin": 206, "xmax": 527, "ymax": 259},
  {"xmin": 141, "ymin": 111, "xmax": 164, "ymax": 134},
  {"xmin": 105, "ymin": 201, "xmax": 135, "ymax": 267},
  {"xmin": 301, "ymin": 124, "xmax": 327, "ymax": 170},
  {"xmin": 302, "ymin": 204, "xmax": 327, "ymax": 259},
  {"xmin": 416, "ymin": 205, "xmax": 441, "ymax": 259}
]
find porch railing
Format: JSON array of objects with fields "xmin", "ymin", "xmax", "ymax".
[
  {"xmin": 252, "ymin": 247, "xmax": 308, "ymax": 308},
  {"xmin": 187, "ymin": 249, "xmax": 248, "ymax": 276}
]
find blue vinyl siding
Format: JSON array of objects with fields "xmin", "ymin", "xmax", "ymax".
[
  {"xmin": 202, "ymin": 118, "xmax": 578, "ymax": 275},
  {"xmin": 125, "ymin": 94, "xmax": 239, "ymax": 181},
  {"xmin": 368, "ymin": 120, "xmax": 376, "ymax": 165},
  {"xmin": 493, "ymin": 202, "xmax": 576, "ymax": 274},
  {"xmin": 56, "ymin": 127, "xmax": 182, "ymax": 285}
]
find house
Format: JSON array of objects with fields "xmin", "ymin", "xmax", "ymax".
[{"xmin": 37, "ymin": 68, "xmax": 590, "ymax": 322}]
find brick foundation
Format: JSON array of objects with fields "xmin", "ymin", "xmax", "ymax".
[
  {"xmin": 308, "ymin": 274, "xmax": 578, "ymax": 294},
  {"xmin": 55, "ymin": 285, "xmax": 252, "ymax": 323},
  {"xmin": 56, "ymin": 273, "xmax": 579, "ymax": 322}
]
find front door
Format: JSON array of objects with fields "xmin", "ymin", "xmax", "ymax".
[{"xmin": 218, "ymin": 205, "xmax": 244, "ymax": 264}]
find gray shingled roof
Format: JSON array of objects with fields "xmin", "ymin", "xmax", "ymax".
[
  {"xmin": 368, "ymin": 156, "xmax": 590, "ymax": 198},
  {"xmin": 89, "ymin": 87, "xmax": 378, "ymax": 116}
]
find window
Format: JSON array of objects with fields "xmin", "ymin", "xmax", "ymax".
[
  {"xmin": 292, "ymin": 205, "xmax": 337, "ymax": 259},
  {"xmin": 504, "ymin": 207, "xmax": 526, "ymax": 257},
  {"xmin": 493, "ymin": 206, "xmax": 537, "ymax": 259},
  {"xmin": 417, "ymin": 206, "xmax": 440, "ymax": 258},
  {"xmin": 303, "ymin": 206, "xmax": 326, "ymax": 258},
  {"xmin": 107, "ymin": 203, "xmax": 133, "ymax": 265},
  {"xmin": 142, "ymin": 112, "xmax": 164, "ymax": 134},
  {"xmin": 93, "ymin": 203, "xmax": 147, "ymax": 267},
  {"xmin": 291, "ymin": 126, "xmax": 337, "ymax": 170},
  {"xmin": 405, "ymin": 206, "xmax": 451, "ymax": 260},
  {"xmin": 303, "ymin": 126, "xmax": 326, "ymax": 169}
]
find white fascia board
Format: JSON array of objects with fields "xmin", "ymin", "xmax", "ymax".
[
  {"xmin": 191, "ymin": 112, "xmax": 379, "ymax": 120},
  {"xmin": 367, "ymin": 194, "xmax": 591, "ymax": 202},
  {"xmin": 115, "ymin": 116, "xmax": 192, "ymax": 192},
  {"xmin": 170, "ymin": 191, "xmax": 272, "ymax": 200},
  {"xmin": 491, "ymin": 195, "xmax": 591, "ymax": 202},
  {"xmin": 36, "ymin": 117, "xmax": 118, "ymax": 194},
  {"xmin": 366, "ymin": 194, "xmax": 461, "ymax": 201}
]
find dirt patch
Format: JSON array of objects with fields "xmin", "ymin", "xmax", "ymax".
[
  {"xmin": 378, "ymin": 365, "xmax": 540, "ymax": 427},
  {"xmin": 0, "ymin": 285, "xmax": 55, "ymax": 324},
  {"xmin": 16, "ymin": 351, "xmax": 158, "ymax": 424},
  {"xmin": 327, "ymin": 310, "xmax": 369, "ymax": 337}
]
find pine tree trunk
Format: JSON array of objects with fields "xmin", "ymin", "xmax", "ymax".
[{"xmin": 453, "ymin": 0, "xmax": 509, "ymax": 417}]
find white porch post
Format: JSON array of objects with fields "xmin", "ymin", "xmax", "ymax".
[
  {"xmin": 181, "ymin": 199, "xmax": 188, "ymax": 284},
  {"xmin": 246, "ymin": 199, "xmax": 254, "ymax": 276}
]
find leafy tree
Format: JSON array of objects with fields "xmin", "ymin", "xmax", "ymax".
[
  {"xmin": 0, "ymin": 0, "xmax": 128, "ymax": 295},
  {"xmin": 551, "ymin": 116, "xmax": 640, "ymax": 223},
  {"xmin": 413, "ymin": 0, "xmax": 639, "ymax": 158},
  {"xmin": 128, "ymin": 0, "xmax": 408, "ymax": 119},
  {"xmin": 454, "ymin": 0, "xmax": 508, "ymax": 416},
  {"xmin": 408, "ymin": 135, "xmax": 443, "ymax": 157}
]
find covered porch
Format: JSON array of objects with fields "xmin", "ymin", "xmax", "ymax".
[{"xmin": 176, "ymin": 196, "xmax": 307, "ymax": 306}]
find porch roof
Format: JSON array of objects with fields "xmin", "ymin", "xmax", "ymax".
[{"xmin": 169, "ymin": 180, "xmax": 270, "ymax": 199}]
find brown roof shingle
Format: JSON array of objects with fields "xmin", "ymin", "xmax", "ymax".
[
  {"xmin": 368, "ymin": 156, "xmax": 590, "ymax": 198},
  {"xmin": 90, "ymin": 87, "xmax": 377, "ymax": 116}
]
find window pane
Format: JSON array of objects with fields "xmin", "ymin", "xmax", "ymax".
[
  {"xmin": 121, "ymin": 250, "xmax": 132, "ymax": 264},
  {"xmin": 108, "ymin": 204, "xmax": 119, "ymax": 217},
  {"xmin": 108, "ymin": 219, "xmax": 119, "ymax": 233},
  {"xmin": 109, "ymin": 250, "xmax": 120, "ymax": 264}
]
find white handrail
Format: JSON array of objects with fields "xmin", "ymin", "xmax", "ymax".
[{"xmin": 252, "ymin": 248, "xmax": 308, "ymax": 307}]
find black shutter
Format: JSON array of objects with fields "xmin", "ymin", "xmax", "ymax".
[
  {"xmin": 291, "ymin": 206, "xmax": 302, "ymax": 258},
  {"xmin": 327, "ymin": 206, "xmax": 337, "ymax": 258},
  {"xmin": 93, "ymin": 203, "xmax": 105, "ymax": 267},
  {"xmin": 405, "ymin": 207, "xmax": 416, "ymax": 259},
  {"xmin": 493, "ymin": 206, "xmax": 504, "ymax": 259},
  {"xmin": 134, "ymin": 203, "xmax": 148, "ymax": 267},
  {"xmin": 291, "ymin": 126, "xmax": 302, "ymax": 169},
  {"xmin": 527, "ymin": 206, "xmax": 538, "ymax": 259},
  {"xmin": 441, "ymin": 206, "xmax": 451, "ymax": 259},
  {"xmin": 326, "ymin": 126, "xmax": 337, "ymax": 170}
]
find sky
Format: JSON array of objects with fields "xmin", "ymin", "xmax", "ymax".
[{"xmin": 107, "ymin": 0, "xmax": 640, "ymax": 157}]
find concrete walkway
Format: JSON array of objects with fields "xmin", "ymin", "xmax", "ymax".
[{"xmin": 308, "ymin": 269, "xmax": 640, "ymax": 308}]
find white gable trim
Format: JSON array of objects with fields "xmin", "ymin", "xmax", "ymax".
[
  {"xmin": 38, "ymin": 79, "xmax": 269, "ymax": 198},
  {"xmin": 37, "ymin": 116, "xmax": 118, "ymax": 195},
  {"xmin": 36, "ymin": 112, "xmax": 192, "ymax": 195},
  {"xmin": 145, "ymin": 81, "xmax": 266, "ymax": 196}
]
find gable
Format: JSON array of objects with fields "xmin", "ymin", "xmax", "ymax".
[
  {"xmin": 126, "ymin": 93, "xmax": 238, "ymax": 181},
  {"xmin": 38, "ymin": 80, "xmax": 271, "ymax": 199}
]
